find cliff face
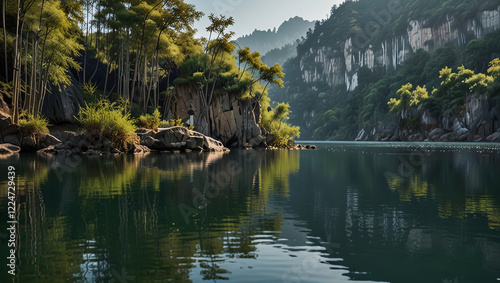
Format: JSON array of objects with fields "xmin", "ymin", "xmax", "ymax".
[
  {"xmin": 299, "ymin": 6, "xmax": 500, "ymax": 91},
  {"xmin": 168, "ymin": 85, "xmax": 263, "ymax": 147}
]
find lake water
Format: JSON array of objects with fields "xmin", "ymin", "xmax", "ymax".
[{"xmin": 1, "ymin": 142, "xmax": 500, "ymax": 283}]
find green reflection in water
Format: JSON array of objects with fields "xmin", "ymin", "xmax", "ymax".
[{"xmin": 0, "ymin": 143, "xmax": 499, "ymax": 283}]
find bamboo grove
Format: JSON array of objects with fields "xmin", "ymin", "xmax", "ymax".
[{"xmin": 1, "ymin": 0, "xmax": 204, "ymax": 123}]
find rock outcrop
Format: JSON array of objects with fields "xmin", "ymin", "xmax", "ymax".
[
  {"xmin": 42, "ymin": 69, "xmax": 84, "ymax": 124},
  {"xmin": 299, "ymin": 6, "xmax": 500, "ymax": 92},
  {"xmin": 167, "ymin": 84, "xmax": 263, "ymax": 148},
  {"xmin": 137, "ymin": 127, "xmax": 228, "ymax": 152},
  {"xmin": 38, "ymin": 126, "xmax": 228, "ymax": 156},
  {"xmin": 0, "ymin": 143, "xmax": 21, "ymax": 156},
  {"xmin": 37, "ymin": 132, "xmax": 152, "ymax": 156}
]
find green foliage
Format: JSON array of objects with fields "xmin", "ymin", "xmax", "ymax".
[
  {"xmin": 19, "ymin": 113, "xmax": 50, "ymax": 143},
  {"xmin": 430, "ymin": 64, "xmax": 491, "ymax": 116},
  {"xmin": 159, "ymin": 118, "xmax": 194, "ymax": 130},
  {"xmin": 388, "ymin": 84, "xmax": 428, "ymax": 118},
  {"xmin": 81, "ymin": 82, "xmax": 100, "ymax": 104},
  {"xmin": 488, "ymin": 58, "xmax": 500, "ymax": 79},
  {"xmin": 406, "ymin": 115, "xmax": 421, "ymax": 130},
  {"xmin": 262, "ymin": 102, "xmax": 300, "ymax": 147},
  {"xmin": 269, "ymin": 0, "xmax": 500, "ymax": 140},
  {"xmin": 136, "ymin": 108, "xmax": 161, "ymax": 131},
  {"xmin": 76, "ymin": 99, "xmax": 138, "ymax": 150},
  {"xmin": 261, "ymin": 43, "xmax": 298, "ymax": 66},
  {"xmin": 159, "ymin": 120, "xmax": 170, "ymax": 128}
]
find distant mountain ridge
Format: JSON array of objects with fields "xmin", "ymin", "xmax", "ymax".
[{"xmin": 235, "ymin": 16, "xmax": 315, "ymax": 57}]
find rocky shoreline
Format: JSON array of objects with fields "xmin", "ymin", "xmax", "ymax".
[
  {"xmin": 0, "ymin": 125, "xmax": 317, "ymax": 158},
  {"xmin": 356, "ymin": 114, "xmax": 500, "ymax": 143}
]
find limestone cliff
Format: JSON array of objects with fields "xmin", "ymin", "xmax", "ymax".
[
  {"xmin": 167, "ymin": 84, "xmax": 264, "ymax": 148},
  {"xmin": 299, "ymin": 6, "xmax": 500, "ymax": 91}
]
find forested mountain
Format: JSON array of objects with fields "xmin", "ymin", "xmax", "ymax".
[
  {"xmin": 235, "ymin": 16, "xmax": 315, "ymax": 58},
  {"xmin": 262, "ymin": 43, "xmax": 298, "ymax": 67},
  {"xmin": 269, "ymin": 0, "xmax": 500, "ymax": 141}
]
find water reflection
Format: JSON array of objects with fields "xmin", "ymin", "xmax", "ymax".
[{"xmin": 0, "ymin": 143, "xmax": 499, "ymax": 283}]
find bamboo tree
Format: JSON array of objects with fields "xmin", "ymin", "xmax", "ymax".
[
  {"xmin": 195, "ymin": 14, "xmax": 235, "ymax": 134},
  {"xmin": 2, "ymin": 0, "xmax": 8, "ymax": 83}
]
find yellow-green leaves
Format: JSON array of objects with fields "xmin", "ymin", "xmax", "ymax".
[
  {"xmin": 438, "ymin": 64, "xmax": 494, "ymax": 93},
  {"xmin": 488, "ymin": 58, "xmax": 500, "ymax": 79},
  {"xmin": 237, "ymin": 47, "xmax": 285, "ymax": 90},
  {"xmin": 261, "ymin": 102, "xmax": 300, "ymax": 147},
  {"xmin": 465, "ymin": 73, "xmax": 494, "ymax": 91},
  {"xmin": 411, "ymin": 85, "xmax": 429, "ymax": 106},
  {"xmin": 388, "ymin": 83, "xmax": 428, "ymax": 115},
  {"xmin": 206, "ymin": 14, "xmax": 235, "ymax": 41}
]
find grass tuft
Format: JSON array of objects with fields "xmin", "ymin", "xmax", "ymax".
[
  {"xmin": 136, "ymin": 108, "xmax": 161, "ymax": 131},
  {"xmin": 76, "ymin": 99, "xmax": 138, "ymax": 150},
  {"xmin": 19, "ymin": 112, "xmax": 50, "ymax": 143}
]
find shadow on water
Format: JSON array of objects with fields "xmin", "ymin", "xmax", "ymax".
[{"xmin": 0, "ymin": 143, "xmax": 499, "ymax": 282}]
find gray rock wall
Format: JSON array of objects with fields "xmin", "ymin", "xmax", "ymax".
[
  {"xmin": 168, "ymin": 84, "xmax": 263, "ymax": 147},
  {"xmin": 299, "ymin": 6, "xmax": 500, "ymax": 91}
]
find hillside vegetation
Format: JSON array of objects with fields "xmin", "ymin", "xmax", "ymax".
[
  {"xmin": 0, "ymin": 0, "xmax": 299, "ymax": 148},
  {"xmin": 269, "ymin": 0, "xmax": 500, "ymax": 140}
]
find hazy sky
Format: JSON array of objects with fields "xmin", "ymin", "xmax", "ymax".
[{"xmin": 184, "ymin": 0, "xmax": 344, "ymax": 39}]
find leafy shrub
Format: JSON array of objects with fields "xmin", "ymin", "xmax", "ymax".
[
  {"xmin": 136, "ymin": 108, "xmax": 161, "ymax": 131},
  {"xmin": 262, "ymin": 102, "xmax": 300, "ymax": 147},
  {"xmin": 159, "ymin": 120, "xmax": 170, "ymax": 128},
  {"xmin": 81, "ymin": 81, "xmax": 100, "ymax": 104},
  {"xmin": 19, "ymin": 112, "xmax": 50, "ymax": 143},
  {"xmin": 167, "ymin": 118, "xmax": 194, "ymax": 130},
  {"xmin": 76, "ymin": 99, "xmax": 138, "ymax": 150},
  {"xmin": 170, "ymin": 118, "xmax": 183, "ymax": 127}
]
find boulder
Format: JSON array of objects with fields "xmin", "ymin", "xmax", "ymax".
[
  {"xmin": 185, "ymin": 136, "xmax": 204, "ymax": 150},
  {"xmin": 266, "ymin": 133, "xmax": 276, "ymax": 145},
  {"xmin": 136, "ymin": 128, "xmax": 156, "ymax": 138},
  {"xmin": 51, "ymin": 130, "xmax": 79, "ymax": 142},
  {"xmin": 86, "ymin": 149, "xmax": 101, "ymax": 155},
  {"xmin": 248, "ymin": 135, "xmax": 265, "ymax": 147},
  {"xmin": 37, "ymin": 145, "xmax": 73, "ymax": 156},
  {"xmin": 42, "ymin": 70, "xmax": 84, "ymax": 123},
  {"xmin": 452, "ymin": 119, "xmax": 469, "ymax": 138},
  {"xmin": 470, "ymin": 119, "xmax": 480, "ymax": 135},
  {"xmin": 429, "ymin": 128, "xmax": 444, "ymax": 141},
  {"xmin": 151, "ymin": 127, "xmax": 227, "ymax": 152},
  {"xmin": 0, "ymin": 116, "xmax": 20, "ymax": 146},
  {"xmin": 457, "ymin": 133, "xmax": 469, "ymax": 141},
  {"xmin": 40, "ymin": 134, "xmax": 62, "ymax": 148},
  {"xmin": 48, "ymin": 124, "xmax": 80, "ymax": 142},
  {"xmin": 408, "ymin": 133, "xmax": 425, "ymax": 141},
  {"xmin": 0, "ymin": 143, "xmax": 21, "ymax": 155},
  {"xmin": 142, "ymin": 136, "xmax": 159, "ymax": 148},
  {"xmin": 439, "ymin": 132, "xmax": 452, "ymax": 142},
  {"xmin": 37, "ymin": 145, "xmax": 57, "ymax": 156},
  {"xmin": 2, "ymin": 134, "xmax": 20, "ymax": 146},
  {"xmin": 100, "ymin": 139, "xmax": 113, "ymax": 151},
  {"xmin": 477, "ymin": 121, "xmax": 492, "ymax": 138},
  {"xmin": 55, "ymin": 142, "xmax": 72, "ymax": 150},
  {"xmin": 130, "ymin": 144, "xmax": 151, "ymax": 154},
  {"xmin": 486, "ymin": 132, "xmax": 500, "ymax": 142}
]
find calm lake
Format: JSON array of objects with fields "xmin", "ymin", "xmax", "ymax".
[{"xmin": 1, "ymin": 142, "xmax": 500, "ymax": 283}]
